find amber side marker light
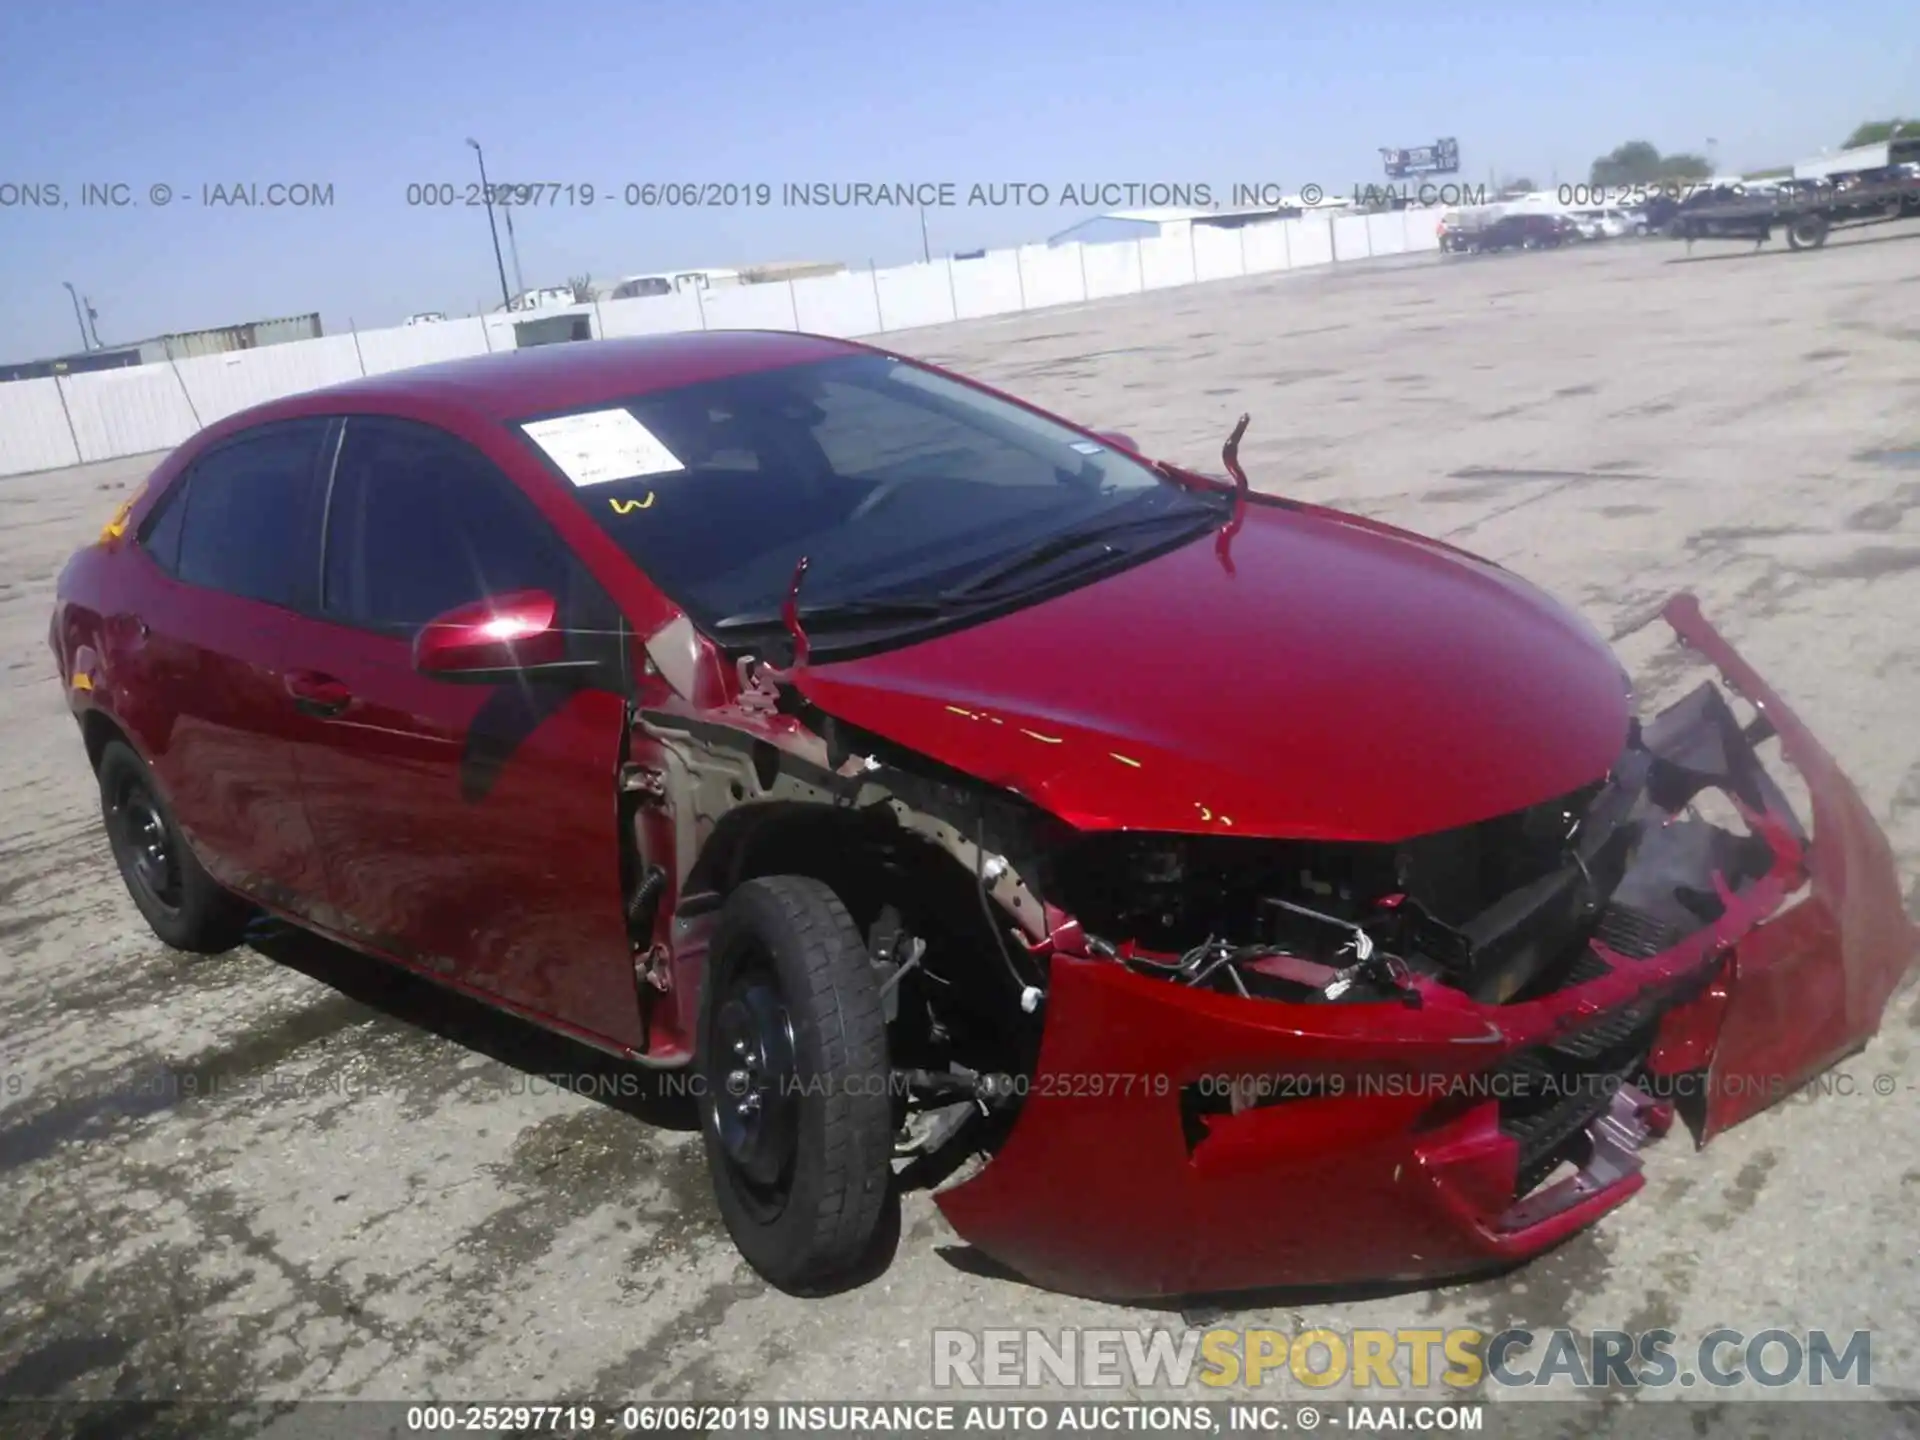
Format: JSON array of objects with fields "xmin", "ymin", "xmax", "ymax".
[{"xmin": 99, "ymin": 496, "xmax": 135, "ymax": 544}]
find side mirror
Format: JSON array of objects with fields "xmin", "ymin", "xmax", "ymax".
[
  {"xmin": 413, "ymin": 590, "xmax": 601, "ymax": 684},
  {"xmin": 1092, "ymin": 430, "xmax": 1141, "ymax": 453}
]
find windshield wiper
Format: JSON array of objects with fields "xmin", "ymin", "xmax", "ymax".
[
  {"xmin": 709, "ymin": 597, "xmax": 954, "ymax": 633},
  {"xmin": 939, "ymin": 507, "xmax": 1215, "ymax": 600}
]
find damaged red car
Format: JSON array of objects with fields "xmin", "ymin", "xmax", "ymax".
[{"xmin": 52, "ymin": 332, "xmax": 1918, "ymax": 1298}]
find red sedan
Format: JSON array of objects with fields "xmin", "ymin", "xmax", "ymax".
[{"xmin": 50, "ymin": 331, "xmax": 1917, "ymax": 1298}]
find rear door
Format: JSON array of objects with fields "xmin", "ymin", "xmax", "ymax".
[
  {"xmin": 119, "ymin": 418, "xmax": 335, "ymax": 912},
  {"xmin": 287, "ymin": 414, "xmax": 644, "ymax": 1046}
]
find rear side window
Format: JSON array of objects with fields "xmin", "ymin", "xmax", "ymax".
[
  {"xmin": 322, "ymin": 417, "xmax": 575, "ymax": 631},
  {"xmin": 173, "ymin": 420, "xmax": 330, "ymax": 608}
]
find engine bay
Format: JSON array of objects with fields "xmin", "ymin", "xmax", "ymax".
[{"xmin": 1040, "ymin": 680, "xmax": 1797, "ymax": 1009}]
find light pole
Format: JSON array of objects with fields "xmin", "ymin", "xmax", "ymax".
[
  {"xmin": 466, "ymin": 138, "xmax": 514, "ymax": 311},
  {"xmin": 61, "ymin": 282, "xmax": 91, "ymax": 351},
  {"xmin": 918, "ymin": 206, "xmax": 931, "ymax": 263},
  {"xmin": 502, "ymin": 202, "xmax": 527, "ymax": 297},
  {"xmin": 83, "ymin": 296, "xmax": 103, "ymax": 349}
]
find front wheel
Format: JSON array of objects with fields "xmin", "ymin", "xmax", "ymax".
[
  {"xmin": 97, "ymin": 740, "xmax": 250, "ymax": 953},
  {"xmin": 697, "ymin": 876, "xmax": 893, "ymax": 1293}
]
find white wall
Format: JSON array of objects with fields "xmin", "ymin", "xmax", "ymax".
[
  {"xmin": 873, "ymin": 260, "xmax": 957, "ymax": 331},
  {"xmin": 355, "ymin": 317, "xmax": 491, "ymax": 374},
  {"xmin": 790, "ymin": 270, "xmax": 885, "ymax": 337},
  {"xmin": 950, "ymin": 251, "xmax": 1025, "ymax": 321},
  {"xmin": 0, "ymin": 212, "xmax": 1442, "ymax": 478},
  {"xmin": 0, "ymin": 379, "xmax": 80, "ymax": 476},
  {"xmin": 64, "ymin": 365, "xmax": 200, "ymax": 461}
]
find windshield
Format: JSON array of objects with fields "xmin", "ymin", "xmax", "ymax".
[{"xmin": 513, "ymin": 351, "xmax": 1215, "ymax": 638}]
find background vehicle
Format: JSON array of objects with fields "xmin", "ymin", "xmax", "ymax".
[
  {"xmin": 1668, "ymin": 169, "xmax": 1920, "ymax": 249},
  {"xmin": 607, "ymin": 269, "xmax": 745, "ymax": 301},
  {"xmin": 1468, "ymin": 213, "xmax": 1578, "ymax": 252}
]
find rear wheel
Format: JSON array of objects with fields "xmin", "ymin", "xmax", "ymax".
[
  {"xmin": 1786, "ymin": 213, "xmax": 1830, "ymax": 250},
  {"xmin": 97, "ymin": 740, "xmax": 250, "ymax": 953},
  {"xmin": 697, "ymin": 876, "xmax": 893, "ymax": 1293}
]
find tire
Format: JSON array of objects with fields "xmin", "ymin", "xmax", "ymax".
[
  {"xmin": 97, "ymin": 740, "xmax": 251, "ymax": 953},
  {"xmin": 697, "ymin": 875, "xmax": 892, "ymax": 1293},
  {"xmin": 1786, "ymin": 213, "xmax": 1830, "ymax": 250}
]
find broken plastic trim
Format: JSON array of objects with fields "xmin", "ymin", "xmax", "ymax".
[{"xmin": 1216, "ymin": 413, "xmax": 1251, "ymax": 568}]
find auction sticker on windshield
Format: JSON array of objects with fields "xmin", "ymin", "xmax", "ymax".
[{"xmin": 521, "ymin": 409, "xmax": 685, "ymax": 486}]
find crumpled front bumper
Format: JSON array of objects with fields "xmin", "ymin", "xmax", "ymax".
[{"xmin": 935, "ymin": 596, "xmax": 1919, "ymax": 1300}]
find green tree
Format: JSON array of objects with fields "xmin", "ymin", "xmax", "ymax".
[
  {"xmin": 1658, "ymin": 152, "xmax": 1713, "ymax": 180},
  {"xmin": 1842, "ymin": 119, "xmax": 1912, "ymax": 148},
  {"xmin": 1590, "ymin": 141, "xmax": 1664, "ymax": 187},
  {"xmin": 1590, "ymin": 142, "xmax": 1714, "ymax": 186},
  {"xmin": 1502, "ymin": 175, "xmax": 1538, "ymax": 194},
  {"xmin": 568, "ymin": 274, "xmax": 594, "ymax": 304}
]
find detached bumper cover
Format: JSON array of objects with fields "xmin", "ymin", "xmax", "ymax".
[{"xmin": 935, "ymin": 596, "xmax": 1918, "ymax": 1300}]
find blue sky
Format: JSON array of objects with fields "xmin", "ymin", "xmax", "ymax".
[{"xmin": 2, "ymin": 0, "xmax": 1913, "ymax": 358}]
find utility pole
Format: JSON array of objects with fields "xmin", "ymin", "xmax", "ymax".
[
  {"xmin": 503, "ymin": 203, "xmax": 527, "ymax": 297},
  {"xmin": 61, "ymin": 282, "xmax": 91, "ymax": 350},
  {"xmin": 466, "ymin": 138, "xmax": 514, "ymax": 311}
]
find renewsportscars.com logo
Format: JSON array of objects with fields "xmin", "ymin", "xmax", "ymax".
[{"xmin": 932, "ymin": 1327, "xmax": 1873, "ymax": 1395}]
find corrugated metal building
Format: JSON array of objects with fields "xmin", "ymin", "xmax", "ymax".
[
  {"xmin": 149, "ymin": 313, "xmax": 324, "ymax": 360},
  {"xmin": 1793, "ymin": 136, "xmax": 1920, "ymax": 180}
]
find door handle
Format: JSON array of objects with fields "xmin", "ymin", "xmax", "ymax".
[{"xmin": 284, "ymin": 670, "xmax": 354, "ymax": 718}]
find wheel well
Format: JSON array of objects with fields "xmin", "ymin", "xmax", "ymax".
[
  {"xmin": 690, "ymin": 803, "xmax": 900, "ymax": 933},
  {"xmin": 81, "ymin": 710, "xmax": 130, "ymax": 772},
  {"xmin": 687, "ymin": 801, "xmax": 1033, "ymax": 1072}
]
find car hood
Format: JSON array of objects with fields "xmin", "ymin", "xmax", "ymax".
[{"xmin": 794, "ymin": 501, "xmax": 1631, "ymax": 842}]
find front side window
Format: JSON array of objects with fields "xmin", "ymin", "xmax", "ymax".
[
  {"xmin": 173, "ymin": 419, "xmax": 329, "ymax": 608},
  {"xmin": 513, "ymin": 352, "xmax": 1214, "ymax": 639},
  {"xmin": 137, "ymin": 473, "xmax": 189, "ymax": 573},
  {"xmin": 322, "ymin": 417, "xmax": 574, "ymax": 632}
]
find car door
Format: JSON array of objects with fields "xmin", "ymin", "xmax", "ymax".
[
  {"xmin": 118, "ymin": 418, "xmax": 334, "ymax": 912},
  {"xmin": 286, "ymin": 414, "xmax": 644, "ymax": 1047}
]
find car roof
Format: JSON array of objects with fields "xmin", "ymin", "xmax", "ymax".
[{"xmin": 237, "ymin": 330, "xmax": 869, "ymax": 430}]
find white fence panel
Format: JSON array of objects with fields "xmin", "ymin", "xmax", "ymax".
[
  {"xmin": 791, "ymin": 272, "xmax": 885, "ymax": 336},
  {"xmin": 704, "ymin": 282, "xmax": 801, "ymax": 331},
  {"xmin": 597, "ymin": 291, "xmax": 706, "ymax": 339},
  {"xmin": 873, "ymin": 262, "xmax": 957, "ymax": 332},
  {"xmin": 0, "ymin": 214, "xmax": 1454, "ymax": 477},
  {"xmin": 1366, "ymin": 211, "xmax": 1409, "ymax": 257},
  {"xmin": 1139, "ymin": 230, "xmax": 1198, "ymax": 290},
  {"xmin": 1193, "ymin": 225, "xmax": 1248, "ymax": 283},
  {"xmin": 1081, "ymin": 241, "xmax": 1144, "ymax": 301},
  {"xmin": 63, "ymin": 366, "xmax": 200, "ymax": 461},
  {"xmin": 1018, "ymin": 244, "xmax": 1087, "ymax": 310},
  {"xmin": 0, "ymin": 379, "xmax": 81, "ymax": 475},
  {"xmin": 355, "ymin": 318, "xmax": 491, "ymax": 375},
  {"xmin": 1287, "ymin": 217, "xmax": 1336, "ymax": 268},
  {"xmin": 1242, "ymin": 221, "xmax": 1292, "ymax": 274},
  {"xmin": 1332, "ymin": 213, "xmax": 1374, "ymax": 261},
  {"xmin": 172, "ymin": 335, "xmax": 365, "ymax": 425},
  {"xmin": 950, "ymin": 251, "xmax": 1025, "ymax": 320}
]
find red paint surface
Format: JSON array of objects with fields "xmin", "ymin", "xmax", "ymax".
[
  {"xmin": 802, "ymin": 499, "xmax": 1631, "ymax": 841},
  {"xmin": 932, "ymin": 598, "xmax": 1918, "ymax": 1298}
]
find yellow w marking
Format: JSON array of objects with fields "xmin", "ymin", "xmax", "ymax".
[{"xmin": 609, "ymin": 493, "xmax": 656, "ymax": 514}]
